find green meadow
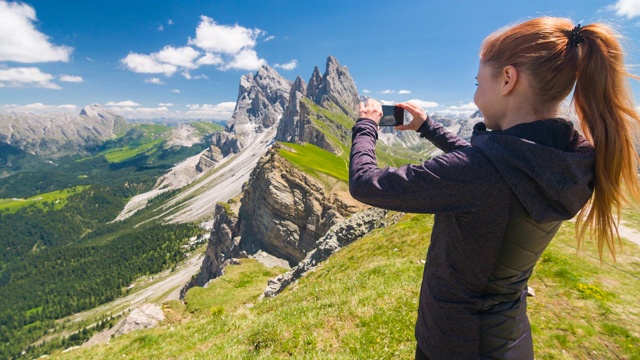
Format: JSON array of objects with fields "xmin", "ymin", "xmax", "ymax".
[{"xmin": 0, "ymin": 185, "xmax": 89, "ymax": 213}]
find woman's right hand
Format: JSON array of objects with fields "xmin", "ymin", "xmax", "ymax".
[{"xmin": 395, "ymin": 102, "xmax": 428, "ymax": 131}]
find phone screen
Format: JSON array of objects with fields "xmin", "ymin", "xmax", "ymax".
[{"xmin": 380, "ymin": 105, "xmax": 405, "ymax": 126}]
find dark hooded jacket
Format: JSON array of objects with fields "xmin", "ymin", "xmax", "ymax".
[{"xmin": 349, "ymin": 117, "xmax": 595, "ymax": 359}]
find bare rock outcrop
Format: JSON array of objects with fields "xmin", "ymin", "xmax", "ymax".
[
  {"xmin": 264, "ymin": 207, "xmax": 391, "ymax": 297},
  {"xmin": 213, "ymin": 65, "xmax": 291, "ymax": 156},
  {"xmin": 312, "ymin": 56, "xmax": 360, "ymax": 115},
  {"xmin": 275, "ymin": 56, "xmax": 359, "ymax": 155},
  {"xmin": 275, "ymin": 76, "xmax": 307, "ymax": 143},
  {"xmin": 188, "ymin": 202, "xmax": 241, "ymax": 291},
  {"xmin": 113, "ymin": 304, "xmax": 164, "ymax": 337},
  {"xmin": 239, "ymin": 144, "xmax": 363, "ymax": 265}
]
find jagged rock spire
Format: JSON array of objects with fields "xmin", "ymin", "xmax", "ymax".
[
  {"xmin": 306, "ymin": 66, "xmax": 323, "ymax": 101},
  {"xmin": 214, "ymin": 65, "xmax": 291, "ymax": 155},
  {"xmin": 276, "ymin": 76, "xmax": 307, "ymax": 143},
  {"xmin": 313, "ymin": 56, "xmax": 360, "ymax": 114}
]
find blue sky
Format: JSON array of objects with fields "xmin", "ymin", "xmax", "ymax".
[{"xmin": 1, "ymin": 0, "xmax": 639, "ymax": 120}]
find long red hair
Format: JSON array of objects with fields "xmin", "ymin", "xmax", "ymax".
[{"xmin": 480, "ymin": 17, "xmax": 640, "ymax": 260}]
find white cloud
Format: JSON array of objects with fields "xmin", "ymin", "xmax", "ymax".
[
  {"xmin": 0, "ymin": 0, "xmax": 72, "ymax": 63},
  {"xmin": 167, "ymin": 19, "xmax": 174, "ymax": 25},
  {"xmin": 188, "ymin": 16, "xmax": 263, "ymax": 54},
  {"xmin": 398, "ymin": 90, "xmax": 411, "ymax": 94},
  {"xmin": 221, "ymin": 49, "xmax": 266, "ymax": 71},
  {"xmin": 122, "ymin": 16, "xmax": 270, "ymax": 75},
  {"xmin": 107, "ymin": 106, "xmax": 170, "ymax": 119},
  {"xmin": 407, "ymin": 99, "xmax": 439, "ymax": 108},
  {"xmin": 156, "ymin": 45, "xmax": 201, "ymax": 69},
  {"xmin": 106, "ymin": 100, "xmax": 140, "ymax": 107},
  {"xmin": 434, "ymin": 102, "xmax": 479, "ymax": 116},
  {"xmin": 379, "ymin": 89, "xmax": 395, "ymax": 94},
  {"xmin": 362, "ymin": 89, "xmax": 371, "ymax": 94},
  {"xmin": 274, "ymin": 59, "xmax": 298, "ymax": 70},
  {"xmin": 0, "ymin": 103, "xmax": 77, "ymax": 114},
  {"xmin": 193, "ymin": 74, "xmax": 208, "ymax": 80},
  {"xmin": 610, "ymin": 0, "xmax": 640, "ymax": 19},
  {"xmin": 448, "ymin": 102, "xmax": 478, "ymax": 111},
  {"xmin": 59, "ymin": 74, "xmax": 83, "ymax": 83},
  {"xmin": 264, "ymin": 35, "xmax": 275, "ymax": 42},
  {"xmin": 145, "ymin": 77, "xmax": 164, "ymax": 85},
  {"xmin": 170, "ymin": 89, "xmax": 180, "ymax": 93},
  {"xmin": 0, "ymin": 66, "xmax": 60, "ymax": 89},
  {"xmin": 196, "ymin": 53, "xmax": 223, "ymax": 66},
  {"xmin": 120, "ymin": 52, "xmax": 178, "ymax": 76},
  {"xmin": 158, "ymin": 24, "xmax": 164, "ymax": 31},
  {"xmin": 120, "ymin": 45, "xmax": 204, "ymax": 76},
  {"xmin": 185, "ymin": 102, "xmax": 236, "ymax": 119},
  {"xmin": 104, "ymin": 102, "xmax": 235, "ymax": 120}
]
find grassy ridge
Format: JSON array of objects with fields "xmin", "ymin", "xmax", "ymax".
[
  {"xmin": 51, "ymin": 213, "xmax": 640, "ymax": 359},
  {"xmin": 278, "ymin": 142, "xmax": 349, "ymax": 183}
]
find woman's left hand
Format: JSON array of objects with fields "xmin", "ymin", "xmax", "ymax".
[{"xmin": 359, "ymin": 99, "xmax": 383, "ymax": 125}]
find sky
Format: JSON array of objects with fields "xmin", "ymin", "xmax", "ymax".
[{"xmin": 1, "ymin": 0, "xmax": 640, "ymax": 121}]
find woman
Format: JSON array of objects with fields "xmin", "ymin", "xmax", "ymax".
[{"xmin": 349, "ymin": 17, "xmax": 640, "ymax": 359}]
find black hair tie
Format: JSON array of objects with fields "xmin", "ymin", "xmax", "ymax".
[{"xmin": 568, "ymin": 24, "xmax": 584, "ymax": 47}]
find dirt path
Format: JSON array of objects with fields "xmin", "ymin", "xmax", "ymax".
[{"xmin": 617, "ymin": 221, "xmax": 640, "ymax": 247}]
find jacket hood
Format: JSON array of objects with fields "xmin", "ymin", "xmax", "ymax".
[{"xmin": 471, "ymin": 119, "xmax": 595, "ymax": 222}]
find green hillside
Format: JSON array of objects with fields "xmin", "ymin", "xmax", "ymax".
[{"xmin": 50, "ymin": 213, "xmax": 640, "ymax": 359}]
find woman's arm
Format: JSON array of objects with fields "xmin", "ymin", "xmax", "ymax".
[{"xmin": 349, "ymin": 119, "xmax": 496, "ymax": 214}]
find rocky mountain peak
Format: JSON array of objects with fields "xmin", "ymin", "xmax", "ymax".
[
  {"xmin": 79, "ymin": 104, "xmax": 121, "ymax": 121},
  {"xmin": 275, "ymin": 76, "xmax": 308, "ymax": 143},
  {"xmin": 313, "ymin": 56, "xmax": 359, "ymax": 115},
  {"xmin": 306, "ymin": 66, "xmax": 323, "ymax": 101},
  {"xmin": 214, "ymin": 65, "xmax": 292, "ymax": 155}
]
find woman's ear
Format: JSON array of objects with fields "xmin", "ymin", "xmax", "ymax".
[{"xmin": 500, "ymin": 65, "xmax": 518, "ymax": 96}]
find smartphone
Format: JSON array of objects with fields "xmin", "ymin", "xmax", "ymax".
[{"xmin": 379, "ymin": 105, "xmax": 405, "ymax": 126}]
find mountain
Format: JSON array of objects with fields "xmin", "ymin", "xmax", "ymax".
[
  {"xmin": 212, "ymin": 65, "xmax": 291, "ymax": 156},
  {"xmin": 0, "ymin": 104, "xmax": 130, "ymax": 158},
  {"xmin": 187, "ymin": 56, "xmax": 427, "ymax": 294}
]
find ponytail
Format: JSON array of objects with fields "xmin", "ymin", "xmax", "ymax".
[
  {"xmin": 480, "ymin": 17, "xmax": 640, "ymax": 260},
  {"xmin": 573, "ymin": 23, "xmax": 640, "ymax": 260}
]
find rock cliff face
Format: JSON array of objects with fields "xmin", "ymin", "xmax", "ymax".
[
  {"xmin": 187, "ymin": 202, "xmax": 241, "ymax": 290},
  {"xmin": 212, "ymin": 65, "xmax": 291, "ymax": 156},
  {"xmin": 312, "ymin": 56, "xmax": 360, "ymax": 115},
  {"xmin": 275, "ymin": 56, "xmax": 359, "ymax": 155},
  {"xmin": 275, "ymin": 76, "xmax": 307, "ymax": 143},
  {"xmin": 239, "ymin": 144, "xmax": 364, "ymax": 265},
  {"xmin": 264, "ymin": 207, "xmax": 392, "ymax": 297},
  {"xmin": 186, "ymin": 142, "xmax": 366, "ymax": 292},
  {"xmin": 0, "ymin": 104, "xmax": 130, "ymax": 157}
]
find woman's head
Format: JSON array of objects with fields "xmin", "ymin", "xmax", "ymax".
[
  {"xmin": 478, "ymin": 17, "xmax": 580, "ymax": 106},
  {"xmin": 477, "ymin": 17, "xmax": 640, "ymax": 260}
]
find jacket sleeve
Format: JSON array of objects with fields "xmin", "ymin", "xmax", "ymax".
[
  {"xmin": 349, "ymin": 119, "xmax": 494, "ymax": 214},
  {"xmin": 417, "ymin": 116, "xmax": 470, "ymax": 153}
]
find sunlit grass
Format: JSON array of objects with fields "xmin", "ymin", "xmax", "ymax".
[
  {"xmin": 0, "ymin": 185, "xmax": 89, "ymax": 213},
  {"xmin": 278, "ymin": 142, "xmax": 349, "ymax": 183}
]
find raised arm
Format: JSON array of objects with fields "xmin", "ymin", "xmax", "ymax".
[{"xmin": 349, "ymin": 119, "xmax": 496, "ymax": 214}]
